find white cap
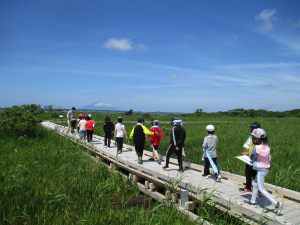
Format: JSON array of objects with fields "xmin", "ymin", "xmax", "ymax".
[
  {"xmin": 88, "ymin": 114, "xmax": 92, "ymax": 118},
  {"xmin": 251, "ymin": 128, "xmax": 267, "ymax": 138},
  {"xmin": 206, "ymin": 125, "xmax": 215, "ymax": 132},
  {"xmin": 172, "ymin": 119, "xmax": 182, "ymax": 125}
]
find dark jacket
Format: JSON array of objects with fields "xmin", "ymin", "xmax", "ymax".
[
  {"xmin": 170, "ymin": 125, "xmax": 186, "ymax": 148},
  {"xmin": 103, "ymin": 121, "xmax": 114, "ymax": 133}
]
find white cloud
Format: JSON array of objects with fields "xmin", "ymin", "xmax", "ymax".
[
  {"xmin": 282, "ymin": 74, "xmax": 300, "ymax": 83},
  {"xmin": 94, "ymin": 102, "xmax": 112, "ymax": 107},
  {"xmin": 103, "ymin": 38, "xmax": 147, "ymax": 52},
  {"xmin": 104, "ymin": 38, "xmax": 133, "ymax": 51},
  {"xmin": 255, "ymin": 9, "xmax": 277, "ymax": 32}
]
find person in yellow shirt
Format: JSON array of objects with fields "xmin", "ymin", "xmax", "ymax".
[
  {"xmin": 239, "ymin": 122, "xmax": 261, "ymax": 192},
  {"xmin": 129, "ymin": 118, "xmax": 155, "ymax": 164}
]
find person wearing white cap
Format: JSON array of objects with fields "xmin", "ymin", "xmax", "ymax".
[
  {"xmin": 163, "ymin": 117, "xmax": 186, "ymax": 172},
  {"xmin": 86, "ymin": 114, "xmax": 95, "ymax": 143},
  {"xmin": 202, "ymin": 124, "xmax": 221, "ymax": 181},
  {"xmin": 246, "ymin": 128, "xmax": 282, "ymax": 215}
]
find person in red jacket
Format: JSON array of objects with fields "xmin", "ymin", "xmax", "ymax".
[
  {"xmin": 86, "ymin": 114, "xmax": 95, "ymax": 143},
  {"xmin": 149, "ymin": 120, "xmax": 166, "ymax": 164}
]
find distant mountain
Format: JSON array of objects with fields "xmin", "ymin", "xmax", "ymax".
[{"xmin": 81, "ymin": 102, "xmax": 118, "ymax": 111}]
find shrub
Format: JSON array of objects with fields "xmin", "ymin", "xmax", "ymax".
[{"xmin": 0, "ymin": 104, "xmax": 44, "ymax": 138}]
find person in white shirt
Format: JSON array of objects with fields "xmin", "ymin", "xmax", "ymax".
[{"xmin": 114, "ymin": 117, "xmax": 127, "ymax": 154}]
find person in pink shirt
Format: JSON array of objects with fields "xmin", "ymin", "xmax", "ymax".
[
  {"xmin": 246, "ymin": 128, "xmax": 282, "ymax": 215},
  {"xmin": 86, "ymin": 114, "xmax": 95, "ymax": 143},
  {"xmin": 77, "ymin": 117, "xmax": 87, "ymax": 140}
]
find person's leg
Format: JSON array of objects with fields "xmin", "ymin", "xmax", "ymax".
[
  {"xmin": 86, "ymin": 130, "xmax": 89, "ymax": 142},
  {"xmin": 116, "ymin": 137, "xmax": 124, "ymax": 153},
  {"xmin": 250, "ymin": 166, "xmax": 257, "ymax": 187},
  {"xmin": 87, "ymin": 130, "xmax": 92, "ymax": 142},
  {"xmin": 135, "ymin": 144, "xmax": 144, "ymax": 164},
  {"xmin": 245, "ymin": 164, "xmax": 252, "ymax": 190},
  {"xmin": 164, "ymin": 144, "xmax": 173, "ymax": 168},
  {"xmin": 251, "ymin": 175, "xmax": 258, "ymax": 203},
  {"xmin": 67, "ymin": 120, "xmax": 71, "ymax": 131},
  {"xmin": 203, "ymin": 157, "xmax": 210, "ymax": 176},
  {"xmin": 174, "ymin": 147, "xmax": 183, "ymax": 171},
  {"xmin": 212, "ymin": 157, "xmax": 220, "ymax": 175},
  {"xmin": 107, "ymin": 132, "xmax": 112, "ymax": 147},
  {"xmin": 256, "ymin": 170, "xmax": 277, "ymax": 204},
  {"xmin": 153, "ymin": 145, "xmax": 159, "ymax": 159},
  {"xmin": 90, "ymin": 130, "xmax": 94, "ymax": 142},
  {"xmin": 120, "ymin": 137, "xmax": 123, "ymax": 150},
  {"xmin": 104, "ymin": 133, "xmax": 108, "ymax": 146}
]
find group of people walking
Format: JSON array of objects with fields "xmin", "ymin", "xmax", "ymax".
[{"xmin": 66, "ymin": 107, "xmax": 282, "ymax": 214}]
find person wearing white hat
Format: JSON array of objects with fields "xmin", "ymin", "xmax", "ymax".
[
  {"xmin": 163, "ymin": 117, "xmax": 186, "ymax": 172},
  {"xmin": 202, "ymin": 124, "xmax": 221, "ymax": 181},
  {"xmin": 246, "ymin": 128, "xmax": 282, "ymax": 215}
]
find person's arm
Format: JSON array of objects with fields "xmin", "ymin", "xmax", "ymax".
[
  {"xmin": 250, "ymin": 147, "xmax": 257, "ymax": 161},
  {"xmin": 177, "ymin": 127, "xmax": 186, "ymax": 147},
  {"xmin": 141, "ymin": 124, "xmax": 154, "ymax": 136},
  {"xmin": 202, "ymin": 136, "xmax": 207, "ymax": 148},
  {"xmin": 123, "ymin": 126, "xmax": 128, "ymax": 139},
  {"xmin": 129, "ymin": 126, "xmax": 135, "ymax": 140}
]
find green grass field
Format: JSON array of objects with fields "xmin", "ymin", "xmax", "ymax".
[
  {"xmin": 52, "ymin": 112, "xmax": 300, "ymax": 192},
  {"xmin": 1, "ymin": 128, "xmax": 248, "ymax": 225}
]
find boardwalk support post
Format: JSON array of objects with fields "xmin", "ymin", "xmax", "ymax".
[{"xmin": 180, "ymin": 189, "xmax": 189, "ymax": 208}]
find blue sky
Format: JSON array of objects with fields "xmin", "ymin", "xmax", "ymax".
[{"xmin": 1, "ymin": 0, "xmax": 300, "ymax": 112}]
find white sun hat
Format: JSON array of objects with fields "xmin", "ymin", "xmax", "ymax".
[
  {"xmin": 251, "ymin": 128, "xmax": 267, "ymax": 138},
  {"xmin": 206, "ymin": 125, "xmax": 215, "ymax": 132}
]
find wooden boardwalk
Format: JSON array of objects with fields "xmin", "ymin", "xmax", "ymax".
[{"xmin": 42, "ymin": 121, "xmax": 300, "ymax": 225}]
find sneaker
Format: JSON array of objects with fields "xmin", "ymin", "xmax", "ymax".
[
  {"xmin": 275, "ymin": 202, "xmax": 283, "ymax": 215},
  {"xmin": 244, "ymin": 200, "xmax": 257, "ymax": 206},
  {"xmin": 216, "ymin": 175, "xmax": 222, "ymax": 182},
  {"xmin": 239, "ymin": 188, "xmax": 252, "ymax": 193},
  {"xmin": 117, "ymin": 150, "xmax": 122, "ymax": 154},
  {"xmin": 148, "ymin": 157, "xmax": 155, "ymax": 161},
  {"xmin": 202, "ymin": 174, "xmax": 209, "ymax": 178},
  {"xmin": 162, "ymin": 165, "xmax": 169, "ymax": 169},
  {"xmin": 138, "ymin": 157, "xmax": 143, "ymax": 164}
]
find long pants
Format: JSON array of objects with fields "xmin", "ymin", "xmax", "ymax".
[
  {"xmin": 135, "ymin": 143, "xmax": 145, "ymax": 158},
  {"xmin": 204, "ymin": 157, "xmax": 220, "ymax": 176},
  {"xmin": 116, "ymin": 137, "xmax": 123, "ymax": 151},
  {"xmin": 104, "ymin": 131, "xmax": 112, "ymax": 147},
  {"xmin": 165, "ymin": 144, "xmax": 183, "ymax": 170},
  {"xmin": 251, "ymin": 169, "xmax": 277, "ymax": 204},
  {"xmin": 87, "ymin": 130, "xmax": 93, "ymax": 143},
  {"xmin": 245, "ymin": 164, "xmax": 257, "ymax": 189},
  {"xmin": 79, "ymin": 130, "xmax": 87, "ymax": 140}
]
